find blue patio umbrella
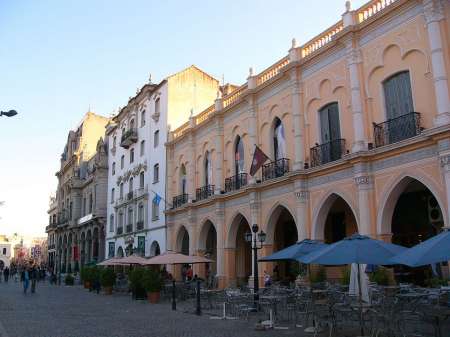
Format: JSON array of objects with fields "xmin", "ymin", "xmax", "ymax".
[
  {"xmin": 259, "ymin": 239, "xmax": 327, "ymax": 262},
  {"xmin": 390, "ymin": 229, "xmax": 450, "ymax": 267},
  {"xmin": 298, "ymin": 234, "xmax": 407, "ymax": 265}
]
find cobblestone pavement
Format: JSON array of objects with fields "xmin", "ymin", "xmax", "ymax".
[{"xmin": 0, "ymin": 281, "xmax": 306, "ymax": 337}]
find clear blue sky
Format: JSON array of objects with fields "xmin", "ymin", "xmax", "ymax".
[{"xmin": 0, "ymin": 0, "xmax": 365, "ymax": 237}]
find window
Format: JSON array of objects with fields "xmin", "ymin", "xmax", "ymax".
[
  {"xmin": 122, "ymin": 128, "xmax": 126, "ymax": 137},
  {"xmin": 109, "ymin": 214, "xmax": 114, "ymax": 232},
  {"xmin": 118, "ymin": 211, "xmax": 123, "ymax": 227},
  {"xmin": 108, "ymin": 242, "xmax": 115, "ymax": 258},
  {"xmin": 383, "ymin": 71, "xmax": 413, "ymax": 120},
  {"xmin": 154, "ymin": 130, "xmax": 159, "ymax": 147},
  {"xmin": 138, "ymin": 203, "xmax": 144, "ymax": 222},
  {"xmin": 140, "ymin": 140, "xmax": 145, "ymax": 156},
  {"xmin": 139, "ymin": 171, "xmax": 145, "ymax": 189},
  {"xmin": 89, "ymin": 193, "xmax": 93, "ymax": 213},
  {"xmin": 152, "ymin": 199, "xmax": 159, "ymax": 220},
  {"xmin": 69, "ymin": 201, "xmax": 73, "ymax": 220},
  {"xmin": 273, "ymin": 117, "xmax": 286, "ymax": 161},
  {"xmin": 130, "ymin": 119, "xmax": 135, "ymax": 129},
  {"xmin": 128, "ymin": 207, "xmax": 133, "ymax": 225},
  {"xmin": 155, "ymin": 97, "xmax": 160, "ymax": 115},
  {"xmin": 112, "ymin": 162, "xmax": 116, "ymax": 175},
  {"xmin": 129, "ymin": 177, "xmax": 134, "ymax": 193},
  {"xmin": 204, "ymin": 151, "xmax": 212, "ymax": 186},
  {"xmin": 113, "ymin": 136, "xmax": 117, "ymax": 148},
  {"xmin": 2, "ymin": 248, "xmax": 6, "ymax": 255},
  {"xmin": 119, "ymin": 183, "xmax": 124, "ymax": 199},
  {"xmin": 319, "ymin": 102, "xmax": 340, "ymax": 144},
  {"xmin": 235, "ymin": 136, "xmax": 245, "ymax": 175},
  {"xmin": 153, "ymin": 163, "xmax": 159, "ymax": 183},
  {"xmin": 180, "ymin": 164, "xmax": 187, "ymax": 194},
  {"xmin": 141, "ymin": 111, "xmax": 146, "ymax": 127},
  {"xmin": 120, "ymin": 155, "xmax": 124, "ymax": 169},
  {"xmin": 111, "ymin": 188, "xmax": 115, "ymax": 204},
  {"xmin": 130, "ymin": 148, "xmax": 134, "ymax": 163}
]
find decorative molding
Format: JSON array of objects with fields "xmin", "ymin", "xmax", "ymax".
[
  {"xmin": 440, "ymin": 154, "xmax": 450, "ymax": 169},
  {"xmin": 354, "ymin": 175, "xmax": 371, "ymax": 185},
  {"xmin": 346, "ymin": 48, "xmax": 362, "ymax": 66},
  {"xmin": 423, "ymin": 0, "xmax": 445, "ymax": 24},
  {"xmin": 295, "ymin": 190, "xmax": 309, "ymax": 202}
]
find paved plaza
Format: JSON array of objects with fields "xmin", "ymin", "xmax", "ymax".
[{"xmin": 0, "ymin": 281, "xmax": 302, "ymax": 337}]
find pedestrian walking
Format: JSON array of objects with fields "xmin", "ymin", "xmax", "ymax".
[
  {"xmin": 23, "ymin": 268, "xmax": 30, "ymax": 294},
  {"xmin": 3, "ymin": 267, "xmax": 9, "ymax": 283},
  {"xmin": 30, "ymin": 267, "xmax": 37, "ymax": 293}
]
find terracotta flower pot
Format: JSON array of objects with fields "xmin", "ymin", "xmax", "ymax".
[
  {"xmin": 84, "ymin": 281, "xmax": 90, "ymax": 289},
  {"xmin": 104, "ymin": 286, "xmax": 113, "ymax": 295},
  {"xmin": 147, "ymin": 291, "xmax": 160, "ymax": 304}
]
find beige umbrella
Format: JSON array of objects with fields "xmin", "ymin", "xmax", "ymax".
[
  {"xmin": 97, "ymin": 257, "xmax": 122, "ymax": 266},
  {"xmin": 113, "ymin": 255, "xmax": 149, "ymax": 266},
  {"xmin": 143, "ymin": 251, "xmax": 213, "ymax": 265}
]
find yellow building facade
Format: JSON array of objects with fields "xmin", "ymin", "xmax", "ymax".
[{"xmin": 166, "ymin": 0, "xmax": 450, "ymax": 288}]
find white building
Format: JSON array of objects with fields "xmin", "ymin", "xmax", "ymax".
[
  {"xmin": 0, "ymin": 236, "xmax": 12, "ymax": 269},
  {"xmin": 105, "ymin": 66, "xmax": 220, "ymax": 258}
]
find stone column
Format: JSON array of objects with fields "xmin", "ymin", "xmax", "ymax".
[
  {"xmin": 294, "ymin": 178, "xmax": 309, "ymax": 239},
  {"xmin": 424, "ymin": 0, "xmax": 450, "ymax": 126},
  {"xmin": 247, "ymin": 95, "xmax": 258, "ymax": 184},
  {"xmin": 354, "ymin": 174, "xmax": 374, "ymax": 236},
  {"xmin": 215, "ymin": 202, "xmax": 226, "ymax": 287},
  {"xmin": 347, "ymin": 45, "xmax": 367, "ymax": 152},
  {"xmin": 291, "ymin": 73, "xmax": 305, "ymax": 171},
  {"xmin": 214, "ymin": 118, "xmax": 224, "ymax": 193},
  {"xmin": 187, "ymin": 120, "xmax": 196, "ymax": 202},
  {"xmin": 440, "ymin": 152, "xmax": 450, "ymax": 226},
  {"xmin": 248, "ymin": 192, "xmax": 262, "ymax": 288}
]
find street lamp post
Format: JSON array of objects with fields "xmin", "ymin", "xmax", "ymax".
[
  {"xmin": 0, "ymin": 110, "xmax": 18, "ymax": 117},
  {"xmin": 245, "ymin": 224, "xmax": 266, "ymax": 311}
]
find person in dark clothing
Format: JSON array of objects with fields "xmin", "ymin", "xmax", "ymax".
[
  {"xmin": 3, "ymin": 267, "xmax": 9, "ymax": 282},
  {"xmin": 30, "ymin": 267, "xmax": 38, "ymax": 293}
]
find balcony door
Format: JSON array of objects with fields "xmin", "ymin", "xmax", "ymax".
[{"xmin": 319, "ymin": 103, "xmax": 341, "ymax": 163}]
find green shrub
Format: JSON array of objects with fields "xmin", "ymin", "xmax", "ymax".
[
  {"xmin": 91, "ymin": 266, "xmax": 100, "ymax": 283},
  {"xmin": 100, "ymin": 268, "xmax": 116, "ymax": 288},
  {"xmin": 129, "ymin": 267, "xmax": 145, "ymax": 291},
  {"xmin": 369, "ymin": 267, "xmax": 390, "ymax": 286},
  {"xmin": 142, "ymin": 269, "xmax": 162, "ymax": 293},
  {"xmin": 80, "ymin": 267, "xmax": 90, "ymax": 283},
  {"xmin": 341, "ymin": 266, "xmax": 350, "ymax": 286},
  {"xmin": 65, "ymin": 274, "xmax": 75, "ymax": 286},
  {"xmin": 309, "ymin": 266, "xmax": 327, "ymax": 283}
]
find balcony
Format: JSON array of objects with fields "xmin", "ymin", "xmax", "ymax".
[
  {"xmin": 127, "ymin": 191, "xmax": 134, "ymax": 201},
  {"xmin": 225, "ymin": 173, "xmax": 248, "ymax": 193},
  {"xmin": 310, "ymin": 139, "xmax": 346, "ymax": 167},
  {"xmin": 136, "ymin": 220, "xmax": 144, "ymax": 230},
  {"xmin": 262, "ymin": 158, "xmax": 289, "ymax": 181},
  {"xmin": 120, "ymin": 128, "xmax": 138, "ymax": 149},
  {"xmin": 172, "ymin": 194, "xmax": 188, "ymax": 209},
  {"xmin": 117, "ymin": 227, "xmax": 123, "ymax": 235},
  {"xmin": 126, "ymin": 224, "xmax": 133, "ymax": 233},
  {"xmin": 196, "ymin": 185, "xmax": 215, "ymax": 201},
  {"xmin": 373, "ymin": 112, "xmax": 421, "ymax": 148}
]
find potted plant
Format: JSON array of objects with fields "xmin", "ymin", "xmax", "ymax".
[
  {"xmin": 142, "ymin": 269, "xmax": 162, "ymax": 303},
  {"xmin": 100, "ymin": 268, "xmax": 116, "ymax": 295},
  {"xmin": 129, "ymin": 267, "xmax": 146, "ymax": 300},
  {"xmin": 90, "ymin": 266, "xmax": 101, "ymax": 293},
  {"xmin": 81, "ymin": 267, "xmax": 91, "ymax": 289},
  {"xmin": 65, "ymin": 273, "xmax": 75, "ymax": 286}
]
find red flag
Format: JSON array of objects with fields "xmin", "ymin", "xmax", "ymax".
[{"xmin": 250, "ymin": 145, "xmax": 270, "ymax": 176}]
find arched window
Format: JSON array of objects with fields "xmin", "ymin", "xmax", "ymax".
[
  {"xmin": 273, "ymin": 117, "xmax": 286, "ymax": 161},
  {"xmin": 130, "ymin": 148, "xmax": 134, "ymax": 163},
  {"xmin": 235, "ymin": 136, "xmax": 244, "ymax": 174},
  {"xmin": 383, "ymin": 71, "xmax": 413, "ymax": 120},
  {"xmin": 113, "ymin": 136, "xmax": 117, "ymax": 148},
  {"xmin": 141, "ymin": 111, "xmax": 145, "ymax": 127},
  {"xmin": 119, "ymin": 183, "xmax": 124, "ymax": 199},
  {"xmin": 128, "ymin": 207, "xmax": 133, "ymax": 227},
  {"xmin": 130, "ymin": 119, "xmax": 135, "ymax": 129},
  {"xmin": 112, "ymin": 162, "xmax": 116, "ymax": 175},
  {"xmin": 139, "ymin": 171, "xmax": 145, "ymax": 189},
  {"xmin": 118, "ymin": 211, "xmax": 123, "ymax": 227},
  {"xmin": 153, "ymin": 163, "xmax": 159, "ymax": 183},
  {"xmin": 120, "ymin": 155, "xmax": 124, "ymax": 169},
  {"xmin": 129, "ymin": 177, "xmax": 134, "ymax": 193},
  {"xmin": 138, "ymin": 203, "xmax": 144, "ymax": 222},
  {"xmin": 204, "ymin": 151, "xmax": 212, "ymax": 186},
  {"xmin": 140, "ymin": 140, "xmax": 145, "ymax": 156},
  {"xmin": 109, "ymin": 214, "xmax": 114, "ymax": 232},
  {"xmin": 111, "ymin": 188, "xmax": 115, "ymax": 203},
  {"xmin": 154, "ymin": 130, "xmax": 159, "ymax": 147},
  {"xmin": 155, "ymin": 98, "xmax": 160, "ymax": 115},
  {"xmin": 180, "ymin": 164, "xmax": 187, "ymax": 195}
]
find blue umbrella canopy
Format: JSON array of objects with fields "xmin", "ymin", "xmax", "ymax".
[
  {"xmin": 298, "ymin": 234, "xmax": 407, "ymax": 265},
  {"xmin": 259, "ymin": 239, "xmax": 327, "ymax": 262},
  {"xmin": 390, "ymin": 229, "xmax": 450, "ymax": 267}
]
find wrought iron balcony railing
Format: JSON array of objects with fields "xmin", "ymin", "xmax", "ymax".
[
  {"xmin": 225, "ymin": 173, "xmax": 248, "ymax": 192},
  {"xmin": 126, "ymin": 224, "xmax": 133, "ymax": 233},
  {"xmin": 116, "ymin": 227, "xmax": 123, "ymax": 235},
  {"xmin": 196, "ymin": 185, "xmax": 215, "ymax": 201},
  {"xmin": 136, "ymin": 220, "xmax": 144, "ymax": 230},
  {"xmin": 310, "ymin": 139, "xmax": 346, "ymax": 167},
  {"xmin": 373, "ymin": 112, "xmax": 421, "ymax": 148},
  {"xmin": 120, "ymin": 128, "xmax": 138, "ymax": 149},
  {"xmin": 262, "ymin": 158, "xmax": 289, "ymax": 181},
  {"xmin": 172, "ymin": 194, "xmax": 188, "ymax": 209}
]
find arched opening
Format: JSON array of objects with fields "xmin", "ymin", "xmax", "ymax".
[
  {"xmin": 180, "ymin": 164, "xmax": 187, "ymax": 195},
  {"xmin": 62, "ymin": 235, "xmax": 68, "ymax": 273},
  {"xmin": 268, "ymin": 206, "xmax": 298, "ymax": 283},
  {"xmin": 117, "ymin": 246, "xmax": 124, "ymax": 258},
  {"xmin": 177, "ymin": 226, "xmax": 190, "ymax": 255},
  {"xmin": 86, "ymin": 230, "xmax": 92, "ymax": 263},
  {"xmin": 273, "ymin": 117, "xmax": 286, "ymax": 161},
  {"xmin": 199, "ymin": 220, "xmax": 217, "ymax": 282},
  {"xmin": 93, "ymin": 228, "xmax": 99, "ymax": 262},
  {"xmin": 384, "ymin": 177, "xmax": 444, "ymax": 284},
  {"xmin": 229, "ymin": 214, "xmax": 252, "ymax": 287},
  {"xmin": 67, "ymin": 234, "xmax": 73, "ymax": 273},
  {"xmin": 150, "ymin": 241, "xmax": 161, "ymax": 256},
  {"xmin": 235, "ymin": 136, "xmax": 245, "ymax": 175},
  {"xmin": 323, "ymin": 196, "xmax": 358, "ymax": 243},
  {"xmin": 204, "ymin": 151, "xmax": 212, "ymax": 187},
  {"xmin": 80, "ymin": 232, "xmax": 86, "ymax": 266}
]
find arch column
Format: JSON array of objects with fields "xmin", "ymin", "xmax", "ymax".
[
  {"xmin": 215, "ymin": 203, "xmax": 226, "ymax": 288},
  {"xmin": 354, "ymin": 163, "xmax": 375, "ymax": 236},
  {"xmin": 440, "ymin": 152, "xmax": 450, "ymax": 226},
  {"xmin": 214, "ymin": 119, "xmax": 224, "ymax": 193},
  {"xmin": 247, "ymin": 95, "xmax": 258, "ymax": 184},
  {"xmin": 294, "ymin": 180, "xmax": 309, "ymax": 240},
  {"xmin": 424, "ymin": 0, "xmax": 450, "ymax": 126},
  {"xmin": 249, "ymin": 192, "xmax": 263, "ymax": 287},
  {"xmin": 290, "ymin": 69, "xmax": 305, "ymax": 171},
  {"xmin": 187, "ymin": 119, "xmax": 196, "ymax": 203}
]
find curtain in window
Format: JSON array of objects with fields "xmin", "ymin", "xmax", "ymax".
[
  {"xmin": 274, "ymin": 121, "xmax": 286, "ymax": 160},
  {"xmin": 235, "ymin": 137, "xmax": 245, "ymax": 174},
  {"xmin": 205, "ymin": 152, "xmax": 212, "ymax": 186}
]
